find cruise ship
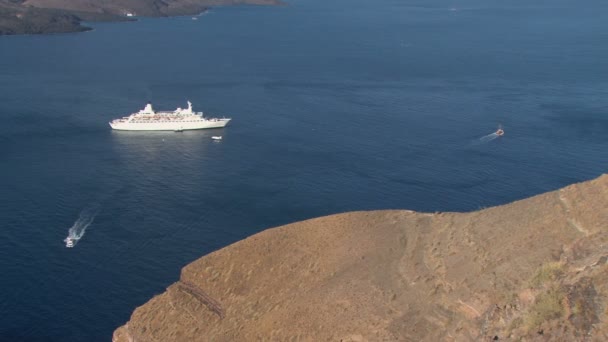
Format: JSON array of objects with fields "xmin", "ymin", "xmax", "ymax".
[{"xmin": 109, "ymin": 101, "xmax": 231, "ymax": 131}]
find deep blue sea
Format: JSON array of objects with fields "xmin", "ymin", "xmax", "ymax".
[{"xmin": 1, "ymin": 0, "xmax": 607, "ymax": 340}]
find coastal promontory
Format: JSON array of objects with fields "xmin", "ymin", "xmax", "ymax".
[
  {"xmin": 113, "ymin": 174, "xmax": 608, "ymax": 341},
  {"xmin": 0, "ymin": 0, "xmax": 281, "ymax": 35}
]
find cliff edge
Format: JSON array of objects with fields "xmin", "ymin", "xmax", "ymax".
[{"xmin": 114, "ymin": 174, "xmax": 608, "ymax": 341}]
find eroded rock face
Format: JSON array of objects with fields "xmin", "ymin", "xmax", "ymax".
[{"xmin": 114, "ymin": 174, "xmax": 608, "ymax": 341}]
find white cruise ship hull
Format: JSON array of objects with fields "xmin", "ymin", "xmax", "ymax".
[{"xmin": 109, "ymin": 118, "xmax": 231, "ymax": 131}]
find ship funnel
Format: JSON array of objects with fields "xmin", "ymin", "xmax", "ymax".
[{"xmin": 143, "ymin": 103, "xmax": 154, "ymax": 113}]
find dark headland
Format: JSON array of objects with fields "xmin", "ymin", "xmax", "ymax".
[
  {"xmin": 113, "ymin": 174, "xmax": 608, "ymax": 341},
  {"xmin": 0, "ymin": 0, "xmax": 281, "ymax": 35}
]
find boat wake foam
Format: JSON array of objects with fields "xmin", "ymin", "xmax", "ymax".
[
  {"xmin": 478, "ymin": 132, "xmax": 499, "ymax": 144},
  {"xmin": 64, "ymin": 205, "xmax": 100, "ymax": 248}
]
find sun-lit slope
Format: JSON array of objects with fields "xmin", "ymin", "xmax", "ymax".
[{"xmin": 114, "ymin": 174, "xmax": 608, "ymax": 341}]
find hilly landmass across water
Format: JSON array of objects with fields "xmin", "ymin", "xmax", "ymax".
[
  {"xmin": 113, "ymin": 174, "xmax": 608, "ymax": 341},
  {"xmin": 0, "ymin": 0, "xmax": 280, "ymax": 35}
]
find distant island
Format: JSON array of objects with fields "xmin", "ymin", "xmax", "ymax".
[
  {"xmin": 0, "ymin": 0, "xmax": 281, "ymax": 35},
  {"xmin": 113, "ymin": 174, "xmax": 608, "ymax": 341}
]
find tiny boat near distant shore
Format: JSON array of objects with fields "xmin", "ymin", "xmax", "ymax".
[{"xmin": 211, "ymin": 136, "xmax": 222, "ymax": 141}]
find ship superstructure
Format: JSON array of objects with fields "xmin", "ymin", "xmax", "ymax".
[{"xmin": 109, "ymin": 101, "xmax": 231, "ymax": 131}]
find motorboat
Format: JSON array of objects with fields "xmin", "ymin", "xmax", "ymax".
[
  {"xmin": 211, "ymin": 136, "xmax": 222, "ymax": 141},
  {"xmin": 496, "ymin": 128, "xmax": 504, "ymax": 136},
  {"xmin": 65, "ymin": 237, "xmax": 75, "ymax": 248}
]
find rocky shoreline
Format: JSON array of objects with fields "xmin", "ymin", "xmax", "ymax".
[
  {"xmin": 0, "ymin": 0, "xmax": 281, "ymax": 35},
  {"xmin": 113, "ymin": 174, "xmax": 608, "ymax": 341}
]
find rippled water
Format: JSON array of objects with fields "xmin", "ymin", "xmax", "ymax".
[{"xmin": 1, "ymin": 0, "xmax": 607, "ymax": 340}]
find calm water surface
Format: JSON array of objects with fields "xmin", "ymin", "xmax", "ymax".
[{"xmin": 1, "ymin": 0, "xmax": 607, "ymax": 340}]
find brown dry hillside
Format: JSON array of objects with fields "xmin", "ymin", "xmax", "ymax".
[{"xmin": 114, "ymin": 174, "xmax": 608, "ymax": 341}]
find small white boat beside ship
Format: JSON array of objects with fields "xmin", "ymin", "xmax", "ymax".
[{"xmin": 109, "ymin": 101, "xmax": 231, "ymax": 131}]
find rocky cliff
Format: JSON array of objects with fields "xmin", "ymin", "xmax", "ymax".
[{"xmin": 114, "ymin": 174, "xmax": 608, "ymax": 341}]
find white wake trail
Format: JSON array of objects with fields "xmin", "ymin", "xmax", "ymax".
[
  {"xmin": 478, "ymin": 132, "xmax": 499, "ymax": 144},
  {"xmin": 64, "ymin": 205, "xmax": 100, "ymax": 248}
]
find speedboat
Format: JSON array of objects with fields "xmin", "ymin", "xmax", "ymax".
[
  {"xmin": 65, "ymin": 237, "xmax": 75, "ymax": 248},
  {"xmin": 211, "ymin": 136, "xmax": 222, "ymax": 141},
  {"xmin": 496, "ymin": 128, "xmax": 504, "ymax": 136}
]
